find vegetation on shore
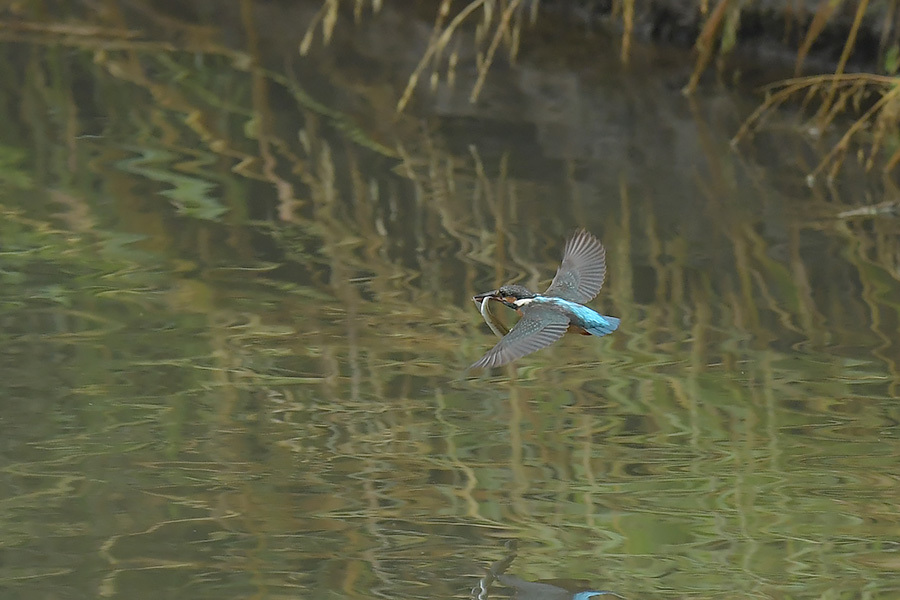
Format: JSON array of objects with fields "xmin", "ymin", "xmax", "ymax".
[{"xmin": 302, "ymin": 0, "xmax": 899, "ymax": 179}]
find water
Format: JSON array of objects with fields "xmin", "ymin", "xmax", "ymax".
[{"xmin": 1, "ymin": 2, "xmax": 898, "ymax": 599}]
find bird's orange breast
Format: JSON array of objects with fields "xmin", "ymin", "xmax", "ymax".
[{"xmin": 567, "ymin": 324, "xmax": 591, "ymax": 336}]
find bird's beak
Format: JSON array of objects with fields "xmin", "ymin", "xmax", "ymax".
[
  {"xmin": 472, "ymin": 290, "xmax": 499, "ymax": 303},
  {"xmin": 473, "ymin": 290, "xmax": 517, "ymax": 310}
]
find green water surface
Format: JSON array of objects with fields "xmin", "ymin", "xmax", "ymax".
[{"xmin": 1, "ymin": 2, "xmax": 898, "ymax": 599}]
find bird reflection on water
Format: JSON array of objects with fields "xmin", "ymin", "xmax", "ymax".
[{"xmin": 472, "ymin": 540, "xmax": 625, "ymax": 600}]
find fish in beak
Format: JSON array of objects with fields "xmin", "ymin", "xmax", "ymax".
[{"xmin": 472, "ymin": 291, "xmax": 510, "ymax": 337}]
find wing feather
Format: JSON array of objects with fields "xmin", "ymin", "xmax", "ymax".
[
  {"xmin": 544, "ymin": 229, "xmax": 607, "ymax": 303},
  {"xmin": 469, "ymin": 305, "xmax": 568, "ymax": 370}
]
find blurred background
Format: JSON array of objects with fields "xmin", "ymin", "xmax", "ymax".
[{"xmin": 1, "ymin": 1, "xmax": 898, "ymax": 599}]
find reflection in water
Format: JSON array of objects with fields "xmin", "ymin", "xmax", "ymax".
[
  {"xmin": 499, "ymin": 577, "xmax": 623, "ymax": 600},
  {"xmin": 0, "ymin": 2, "xmax": 899, "ymax": 600},
  {"xmin": 474, "ymin": 540, "xmax": 625, "ymax": 600}
]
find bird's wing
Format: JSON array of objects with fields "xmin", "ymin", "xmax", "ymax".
[
  {"xmin": 543, "ymin": 229, "xmax": 607, "ymax": 303},
  {"xmin": 469, "ymin": 305, "xmax": 569, "ymax": 370}
]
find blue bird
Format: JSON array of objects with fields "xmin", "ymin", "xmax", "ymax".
[{"xmin": 470, "ymin": 230, "xmax": 619, "ymax": 370}]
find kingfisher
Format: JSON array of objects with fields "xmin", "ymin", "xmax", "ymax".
[{"xmin": 470, "ymin": 229, "xmax": 619, "ymax": 370}]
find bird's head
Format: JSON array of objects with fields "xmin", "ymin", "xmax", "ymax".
[{"xmin": 473, "ymin": 284, "xmax": 536, "ymax": 309}]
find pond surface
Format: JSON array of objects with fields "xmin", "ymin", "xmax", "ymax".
[{"xmin": 1, "ymin": 2, "xmax": 899, "ymax": 599}]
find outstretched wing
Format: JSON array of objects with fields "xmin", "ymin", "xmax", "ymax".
[
  {"xmin": 543, "ymin": 229, "xmax": 607, "ymax": 303},
  {"xmin": 469, "ymin": 305, "xmax": 569, "ymax": 370}
]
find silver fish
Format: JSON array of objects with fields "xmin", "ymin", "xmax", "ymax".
[{"xmin": 479, "ymin": 296, "xmax": 509, "ymax": 338}]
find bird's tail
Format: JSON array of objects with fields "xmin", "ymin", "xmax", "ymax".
[{"xmin": 585, "ymin": 315, "xmax": 620, "ymax": 337}]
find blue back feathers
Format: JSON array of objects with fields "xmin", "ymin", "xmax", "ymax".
[{"xmin": 534, "ymin": 297, "xmax": 619, "ymax": 337}]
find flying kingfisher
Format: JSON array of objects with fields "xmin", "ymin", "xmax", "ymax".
[{"xmin": 470, "ymin": 229, "xmax": 619, "ymax": 370}]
